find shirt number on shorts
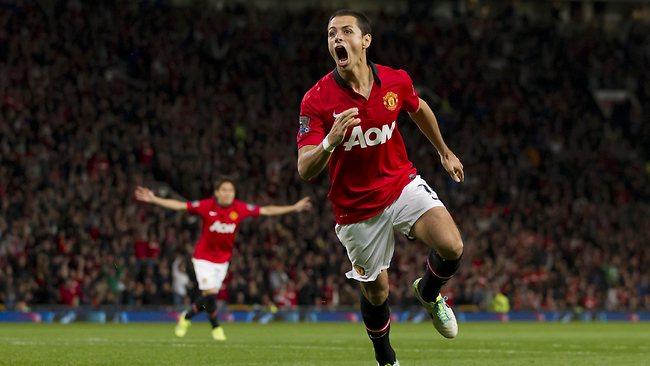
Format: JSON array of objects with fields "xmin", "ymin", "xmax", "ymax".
[{"xmin": 418, "ymin": 183, "xmax": 439, "ymax": 200}]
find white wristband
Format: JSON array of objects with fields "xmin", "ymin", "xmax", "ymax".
[{"xmin": 322, "ymin": 135, "xmax": 336, "ymax": 153}]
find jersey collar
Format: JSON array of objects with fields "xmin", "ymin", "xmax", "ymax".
[{"xmin": 332, "ymin": 61, "xmax": 382, "ymax": 90}]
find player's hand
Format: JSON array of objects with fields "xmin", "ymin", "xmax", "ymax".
[
  {"xmin": 440, "ymin": 151, "xmax": 464, "ymax": 183},
  {"xmin": 135, "ymin": 186, "xmax": 156, "ymax": 203},
  {"xmin": 293, "ymin": 197, "xmax": 312, "ymax": 212},
  {"xmin": 327, "ymin": 107, "xmax": 360, "ymax": 147}
]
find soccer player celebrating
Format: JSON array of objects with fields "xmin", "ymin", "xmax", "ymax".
[
  {"xmin": 297, "ymin": 10, "xmax": 464, "ymax": 366},
  {"xmin": 134, "ymin": 179, "xmax": 311, "ymax": 341}
]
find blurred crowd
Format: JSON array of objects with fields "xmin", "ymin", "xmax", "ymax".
[{"xmin": 0, "ymin": 1, "xmax": 648, "ymax": 312}]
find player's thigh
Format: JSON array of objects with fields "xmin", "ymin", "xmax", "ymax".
[
  {"xmin": 212, "ymin": 262, "xmax": 229, "ymax": 289},
  {"xmin": 335, "ymin": 213, "xmax": 395, "ymax": 283},
  {"xmin": 192, "ymin": 259, "xmax": 228, "ymax": 293},
  {"xmin": 360, "ymin": 270, "xmax": 389, "ymax": 305},
  {"xmin": 392, "ymin": 175, "xmax": 445, "ymax": 238},
  {"xmin": 410, "ymin": 206, "xmax": 463, "ymax": 259}
]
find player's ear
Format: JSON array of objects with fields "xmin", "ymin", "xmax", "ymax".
[{"xmin": 362, "ymin": 34, "xmax": 372, "ymax": 49}]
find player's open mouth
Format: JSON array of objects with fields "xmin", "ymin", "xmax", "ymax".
[{"xmin": 335, "ymin": 45, "xmax": 349, "ymax": 66}]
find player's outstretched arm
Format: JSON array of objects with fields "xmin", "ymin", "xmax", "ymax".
[
  {"xmin": 297, "ymin": 108, "xmax": 360, "ymax": 180},
  {"xmin": 134, "ymin": 186, "xmax": 187, "ymax": 211},
  {"xmin": 259, "ymin": 197, "xmax": 312, "ymax": 216},
  {"xmin": 408, "ymin": 98, "xmax": 464, "ymax": 183}
]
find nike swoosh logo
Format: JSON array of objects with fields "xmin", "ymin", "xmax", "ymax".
[{"xmin": 209, "ymin": 211, "xmax": 217, "ymax": 216}]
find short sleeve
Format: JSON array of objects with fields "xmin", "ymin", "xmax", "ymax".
[
  {"xmin": 239, "ymin": 202, "xmax": 261, "ymax": 219},
  {"xmin": 297, "ymin": 90, "xmax": 325, "ymax": 149},
  {"xmin": 399, "ymin": 69, "xmax": 420, "ymax": 113},
  {"xmin": 186, "ymin": 199, "xmax": 211, "ymax": 216}
]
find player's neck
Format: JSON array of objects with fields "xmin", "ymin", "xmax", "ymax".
[
  {"xmin": 338, "ymin": 60, "xmax": 373, "ymax": 96},
  {"xmin": 214, "ymin": 197, "xmax": 233, "ymax": 207}
]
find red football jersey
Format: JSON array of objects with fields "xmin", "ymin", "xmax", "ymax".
[
  {"xmin": 186, "ymin": 198, "xmax": 260, "ymax": 263},
  {"xmin": 297, "ymin": 63, "xmax": 420, "ymax": 224}
]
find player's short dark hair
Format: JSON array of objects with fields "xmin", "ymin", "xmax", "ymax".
[
  {"xmin": 214, "ymin": 177, "xmax": 236, "ymax": 191},
  {"xmin": 328, "ymin": 9, "xmax": 372, "ymax": 35}
]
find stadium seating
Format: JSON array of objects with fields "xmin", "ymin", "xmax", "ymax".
[{"xmin": 0, "ymin": 2, "xmax": 647, "ymax": 312}]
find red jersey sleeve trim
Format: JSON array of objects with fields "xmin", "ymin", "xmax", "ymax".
[
  {"xmin": 186, "ymin": 200, "xmax": 200, "ymax": 215},
  {"xmin": 237, "ymin": 200, "xmax": 261, "ymax": 219},
  {"xmin": 251, "ymin": 206, "xmax": 261, "ymax": 217}
]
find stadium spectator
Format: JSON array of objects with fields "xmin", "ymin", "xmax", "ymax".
[{"xmin": 171, "ymin": 255, "xmax": 191, "ymax": 306}]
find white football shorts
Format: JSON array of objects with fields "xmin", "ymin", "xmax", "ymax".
[
  {"xmin": 335, "ymin": 175, "xmax": 445, "ymax": 282},
  {"xmin": 191, "ymin": 258, "xmax": 229, "ymax": 291}
]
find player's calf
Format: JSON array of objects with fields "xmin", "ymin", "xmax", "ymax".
[
  {"xmin": 419, "ymin": 249, "xmax": 462, "ymax": 302},
  {"xmin": 184, "ymin": 295, "xmax": 210, "ymax": 320},
  {"xmin": 203, "ymin": 295, "xmax": 222, "ymax": 329},
  {"xmin": 360, "ymin": 293, "xmax": 396, "ymax": 365}
]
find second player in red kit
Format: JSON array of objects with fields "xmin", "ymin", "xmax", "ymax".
[
  {"xmin": 186, "ymin": 196, "xmax": 261, "ymax": 264},
  {"xmin": 297, "ymin": 10, "xmax": 465, "ymax": 366},
  {"xmin": 135, "ymin": 178, "xmax": 311, "ymax": 341}
]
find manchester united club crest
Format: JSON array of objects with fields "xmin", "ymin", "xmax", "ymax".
[
  {"xmin": 383, "ymin": 91, "xmax": 398, "ymax": 111},
  {"xmin": 229, "ymin": 211, "xmax": 239, "ymax": 220},
  {"xmin": 354, "ymin": 264, "xmax": 366, "ymax": 276}
]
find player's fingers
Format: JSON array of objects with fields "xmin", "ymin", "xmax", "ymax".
[
  {"xmin": 340, "ymin": 117, "xmax": 355, "ymax": 129},
  {"xmin": 336, "ymin": 108, "xmax": 358, "ymax": 123},
  {"xmin": 341, "ymin": 107, "xmax": 359, "ymax": 117},
  {"xmin": 342, "ymin": 117, "xmax": 361, "ymax": 129},
  {"xmin": 338, "ymin": 113, "xmax": 358, "ymax": 128},
  {"xmin": 341, "ymin": 118, "xmax": 361, "ymax": 136},
  {"xmin": 332, "ymin": 117, "xmax": 348, "ymax": 132},
  {"xmin": 451, "ymin": 170, "xmax": 461, "ymax": 183},
  {"xmin": 457, "ymin": 168, "xmax": 465, "ymax": 182}
]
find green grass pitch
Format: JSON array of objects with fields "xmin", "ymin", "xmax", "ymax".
[{"xmin": 0, "ymin": 322, "xmax": 648, "ymax": 365}]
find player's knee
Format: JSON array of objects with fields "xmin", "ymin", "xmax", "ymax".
[
  {"xmin": 202, "ymin": 289, "xmax": 219, "ymax": 296},
  {"xmin": 439, "ymin": 236, "xmax": 463, "ymax": 260}
]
